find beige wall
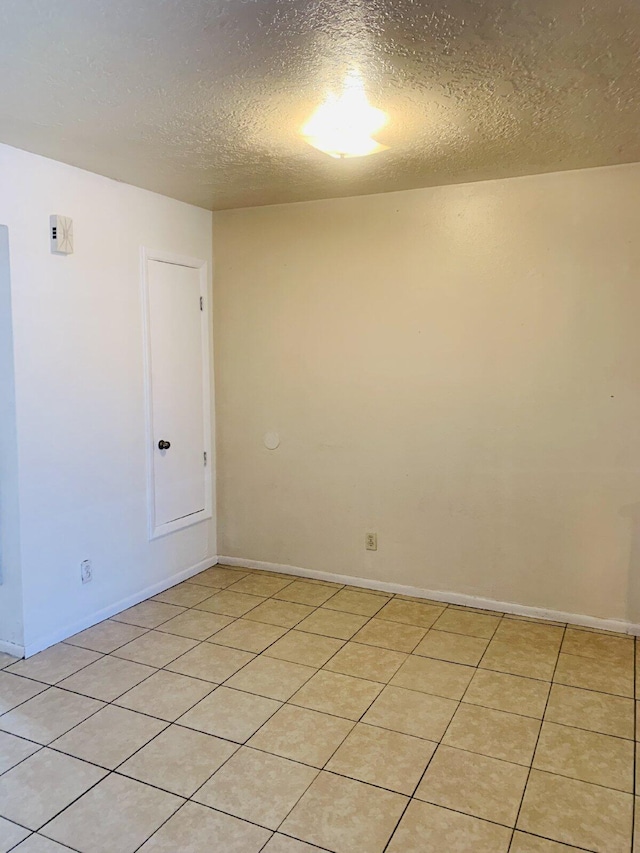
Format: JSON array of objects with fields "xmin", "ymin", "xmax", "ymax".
[{"xmin": 213, "ymin": 164, "xmax": 640, "ymax": 623}]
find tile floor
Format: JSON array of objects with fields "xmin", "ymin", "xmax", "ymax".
[{"xmin": 0, "ymin": 564, "xmax": 637, "ymax": 853}]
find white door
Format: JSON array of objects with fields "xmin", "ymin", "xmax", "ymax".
[{"xmin": 145, "ymin": 256, "xmax": 210, "ymax": 535}]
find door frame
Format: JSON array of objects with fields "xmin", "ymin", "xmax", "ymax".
[{"xmin": 140, "ymin": 247, "xmax": 213, "ymax": 540}]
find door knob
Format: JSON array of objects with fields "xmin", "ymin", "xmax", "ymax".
[{"xmin": 158, "ymin": 440, "xmax": 171, "ymax": 450}]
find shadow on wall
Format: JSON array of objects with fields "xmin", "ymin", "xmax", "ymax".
[{"xmin": 621, "ymin": 502, "xmax": 640, "ymax": 626}]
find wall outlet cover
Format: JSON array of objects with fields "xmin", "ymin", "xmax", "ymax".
[
  {"xmin": 80, "ymin": 559, "xmax": 92, "ymax": 584},
  {"xmin": 366, "ymin": 533, "xmax": 378, "ymax": 551}
]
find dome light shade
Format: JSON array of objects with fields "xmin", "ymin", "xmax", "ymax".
[{"xmin": 302, "ymin": 71, "xmax": 388, "ymax": 158}]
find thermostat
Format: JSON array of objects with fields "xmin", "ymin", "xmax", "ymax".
[{"xmin": 50, "ymin": 215, "xmax": 73, "ymax": 254}]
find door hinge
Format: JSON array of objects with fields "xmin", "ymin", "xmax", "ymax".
[
  {"xmin": 203, "ymin": 451, "xmax": 207, "ymax": 466},
  {"xmin": 200, "ymin": 296, "xmax": 203, "ymax": 311}
]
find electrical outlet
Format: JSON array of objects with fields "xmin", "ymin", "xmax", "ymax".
[
  {"xmin": 365, "ymin": 533, "xmax": 378, "ymax": 551},
  {"xmin": 80, "ymin": 560, "xmax": 92, "ymax": 584}
]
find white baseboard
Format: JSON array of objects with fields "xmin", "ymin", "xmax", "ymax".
[
  {"xmin": 219, "ymin": 556, "xmax": 639, "ymax": 636},
  {"xmin": 23, "ymin": 556, "xmax": 220, "ymax": 658},
  {"xmin": 0, "ymin": 639, "xmax": 24, "ymax": 658}
]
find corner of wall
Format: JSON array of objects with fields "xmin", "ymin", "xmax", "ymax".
[{"xmin": 0, "ymin": 224, "xmax": 25, "ymax": 654}]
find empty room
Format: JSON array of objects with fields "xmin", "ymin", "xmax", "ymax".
[{"xmin": 0, "ymin": 1, "xmax": 638, "ymax": 852}]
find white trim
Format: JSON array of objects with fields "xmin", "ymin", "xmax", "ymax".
[
  {"xmin": 23, "ymin": 556, "xmax": 220, "ymax": 658},
  {"xmin": 0, "ymin": 639, "xmax": 24, "ymax": 659},
  {"xmin": 219, "ymin": 556, "xmax": 639, "ymax": 636},
  {"xmin": 140, "ymin": 247, "xmax": 213, "ymax": 540}
]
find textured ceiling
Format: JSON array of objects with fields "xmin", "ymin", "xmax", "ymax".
[{"xmin": 0, "ymin": 0, "xmax": 639, "ymax": 210}]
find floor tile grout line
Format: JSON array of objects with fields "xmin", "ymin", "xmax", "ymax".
[
  {"xmin": 170, "ymin": 606, "xmax": 329, "ymax": 672},
  {"xmin": 300, "ymin": 608, "xmax": 400, "ymax": 673},
  {"xmin": 276, "ymin": 669, "xmax": 634, "ymax": 737},
  {"xmin": 1, "ymin": 671, "xmax": 633, "ymax": 787},
  {"xmin": 0, "ymin": 644, "xmax": 199, "ymax": 780},
  {"xmin": 302, "ymin": 613, "xmax": 633, "ymax": 688},
  {"xmin": 482, "ymin": 661, "xmax": 633, "ymax": 694},
  {"xmin": 475, "ymin": 612, "xmax": 509, "ymax": 671},
  {"xmin": 4, "ymin": 625, "xmax": 633, "ymax": 705},
  {"xmin": 225, "ymin": 655, "xmax": 319, "ymax": 702},
  {"xmin": 91, "ymin": 576, "xmax": 295, "ymax": 852},
  {"xmin": 241, "ymin": 726, "xmax": 528, "ymax": 781},
  {"xmin": 1, "ymin": 704, "xmax": 624, "ymax": 836},
  {"xmin": 4, "ymin": 827, "xmax": 81, "ymax": 853},
  {"xmin": 127, "ymin": 795, "xmax": 294, "ymax": 853},
  {"xmin": 168, "ymin": 635, "xmax": 299, "ymax": 747},
  {"xmin": 250, "ymin": 826, "xmax": 277, "ymax": 853},
  {"xmin": 2, "ymin": 567, "xmax": 635, "ymax": 852},
  {"xmin": 0, "ymin": 682, "xmax": 175, "ymax": 781},
  {"xmin": 3, "ymin": 596, "xmax": 634, "ymax": 784},
  {"xmin": 20, "ymin": 612, "xmax": 296, "ymax": 783},
  {"xmin": 504, "ymin": 763, "xmax": 635, "ymax": 797},
  {"xmin": 148, "ymin": 591, "xmax": 436, "ymax": 839},
  {"xmin": 0, "ymin": 686, "xmax": 121, "ymax": 779},
  {"xmin": 2, "ymin": 822, "xmax": 31, "ymax": 853},
  {"xmin": 111, "ymin": 602, "xmax": 189, "ymax": 628},
  {"xmin": 36, "ymin": 739, "xmax": 195, "ymax": 852},
  {"xmin": 393, "ymin": 797, "xmax": 559, "ymax": 840},
  {"xmin": 0, "ymin": 738, "xmax": 46, "ymax": 780},
  {"xmin": 284, "ymin": 593, "xmax": 447, "ymax": 692},
  {"xmin": 42, "ymin": 725, "xmax": 402, "ymax": 796},
  {"xmin": 109, "ymin": 589, "xmax": 331, "ymax": 688},
  {"xmin": 162, "ymin": 768, "xmax": 635, "ymax": 853},
  {"xmin": 0, "ymin": 658, "xmax": 214, "ymax": 733},
  {"xmin": 410, "ymin": 735, "xmax": 634, "ymax": 791},
  {"xmin": 111, "ymin": 570, "xmax": 351, "ymax": 850},
  {"xmin": 4, "ymin": 646, "xmax": 109, "ymax": 690},
  {"xmin": 535, "ymin": 716, "xmax": 636, "ymax": 745},
  {"xmin": 179, "ymin": 598, "xmax": 395, "ymax": 772},
  {"xmin": 347, "ymin": 626, "xmax": 429, "ymax": 655},
  {"xmin": 107, "ymin": 632, "xmax": 202, "ymax": 667},
  {"xmin": 380, "ymin": 660, "xmax": 466, "ymax": 852},
  {"xmin": 8, "ymin": 667, "xmax": 631, "ymax": 814},
  {"xmin": 507, "ymin": 622, "xmax": 567, "ymax": 851},
  {"xmin": 62, "ymin": 621, "xmax": 156, "ymax": 653},
  {"xmin": 258, "ymin": 829, "xmax": 335, "ymax": 853},
  {"xmin": 269, "ymin": 761, "xmax": 321, "ymax": 837},
  {"xmin": 14, "ymin": 759, "xmax": 112, "ymax": 841},
  {"xmin": 0, "ymin": 604, "xmax": 596, "ymax": 736},
  {"xmin": 186, "ymin": 742, "xmax": 304, "ymax": 808},
  {"xmin": 385, "ymin": 618, "xmax": 523, "ymax": 847},
  {"xmin": 3, "ymin": 751, "xmax": 607, "ymax": 853},
  {"xmin": 0, "ymin": 592, "xmax": 336, "ymax": 758},
  {"xmin": 509, "ymin": 829, "xmax": 600, "ymax": 853},
  {"xmin": 196, "ymin": 593, "xmax": 325, "ymax": 625},
  {"xmin": 121, "ymin": 753, "xmax": 332, "ymax": 851},
  {"xmin": 0, "ymin": 676, "xmax": 51, "ymax": 716},
  {"xmin": 189, "ymin": 583, "xmax": 403, "ymax": 688},
  {"xmin": 128, "ymin": 797, "xmax": 188, "ymax": 853}
]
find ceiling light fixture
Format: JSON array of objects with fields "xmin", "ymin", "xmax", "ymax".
[{"xmin": 302, "ymin": 70, "xmax": 388, "ymax": 159}]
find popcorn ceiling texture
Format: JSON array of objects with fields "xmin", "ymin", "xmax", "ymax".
[{"xmin": 0, "ymin": 0, "xmax": 638, "ymax": 210}]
